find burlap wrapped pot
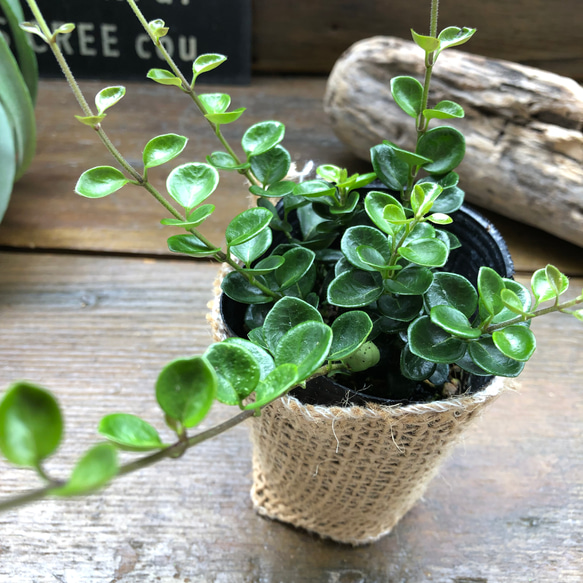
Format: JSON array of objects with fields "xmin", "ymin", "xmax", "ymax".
[{"xmin": 207, "ymin": 266, "xmax": 509, "ymax": 545}]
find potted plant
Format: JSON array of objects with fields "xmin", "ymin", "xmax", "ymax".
[{"xmin": 0, "ymin": 0, "xmax": 581, "ymax": 546}]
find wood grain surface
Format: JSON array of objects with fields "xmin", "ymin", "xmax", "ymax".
[
  {"xmin": 252, "ymin": 0, "xmax": 583, "ymax": 81},
  {"xmin": 0, "ymin": 252, "xmax": 581, "ymax": 582}
]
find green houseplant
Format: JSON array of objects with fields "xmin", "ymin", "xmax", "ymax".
[
  {"xmin": 0, "ymin": 0, "xmax": 37, "ymax": 221},
  {"xmin": 0, "ymin": 0, "xmax": 581, "ymax": 544}
]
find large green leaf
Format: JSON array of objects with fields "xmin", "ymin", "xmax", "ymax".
[
  {"xmin": 370, "ymin": 143, "xmax": 408, "ymax": 191},
  {"xmin": 98, "ymin": 414, "xmax": 166, "ymax": 451},
  {"xmin": 328, "ymin": 311, "xmax": 373, "ymax": 360},
  {"xmin": 0, "ymin": 103, "xmax": 16, "ymax": 221},
  {"xmin": 408, "ymin": 315, "xmax": 467, "ymax": 363},
  {"xmin": 166, "ymin": 163, "xmax": 219, "ymax": 210},
  {"xmin": 327, "ymin": 270, "xmax": 384, "ymax": 308},
  {"xmin": 242, "ymin": 121, "xmax": 285, "ymax": 157},
  {"xmin": 417, "ymin": 127, "xmax": 465, "ymax": 175},
  {"xmin": 0, "ymin": 32, "xmax": 35, "ymax": 180},
  {"xmin": 390, "ymin": 76, "xmax": 424, "ymax": 118}
]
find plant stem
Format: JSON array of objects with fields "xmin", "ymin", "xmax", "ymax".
[
  {"xmin": 430, "ymin": 0, "xmax": 439, "ymax": 37},
  {"xmin": 485, "ymin": 294, "xmax": 583, "ymax": 333},
  {"xmin": 124, "ymin": 0, "xmax": 259, "ymax": 186}
]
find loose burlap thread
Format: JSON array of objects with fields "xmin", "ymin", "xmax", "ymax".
[{"xmin": 207, "ymin": 266, "xmax": 509, "ymax": 545}]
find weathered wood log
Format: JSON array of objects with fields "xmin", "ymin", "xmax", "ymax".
[{"xmin": 324, "ymin": 37, "xmax": 583, "ymax": 247}]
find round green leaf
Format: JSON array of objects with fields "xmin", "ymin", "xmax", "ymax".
[
  {"xmin": 205, "ymin": 343, "xmax": 261, "ymax": 405},
  {"xmin": 424, "ymin": 272, "xmax": 478, "ymax": 317},
  {"xmin": 167, "ymin": 233, "xmax": 220, "ymax": 257},
  {"xmin": 263, "ymin": 296, "xmax": 322, "ymax": 352},
  {"xmin": 199, "ymin": 93, "xmax": 230, "ymax": 114},
  {"xmin": 98, "ymin": 414, "xmax": 165, "ymax": 451},
  {"xmin": 265, "ymin": 181, "xmax": 295, "ymax": 197},
  {"xmin": 166, "ymin": 162, "xmax": 219, "ymax": 209},
  {"xmin": 327, "ymin": 270, "xmax": 384, "ymax": 308},
  {"xmin": 242, "ymin": 121, "xmax": 285, "ymax": 157},
  {"xmin": 531, "ymin": 265, "xmax": 569, "ymax": 306},
  {"xmin": 329, "ymin": 311, "xmax": 373, "ymax": 360},
  {"xmin": 146, "ymin": 68, "xmax": 183, "ymax": 87},
  {"xmin": 341, "ymin": 225, "xmax": 391, "ymax": 272},
  {"xmin": 390, "ymin": 76, "xmax": 424, "ymax": 118},
  {"xmin": 226, "ymin": 207, "xmax": 272, "ymax": 247},
  {"xmin": 417, "ymin": 126, "xmax": 466, "ymax": 175},
  {"xmin": 221, "ymin": 271, "xmax": 274, "ymax": 305},
  {"xmin": 423, "ymin": 100, "xmax": 464, "ymax": 120},
  {"xmin": 192, "ymin": 53, "xmax": 227, "ymax": 80},
  {"xmin": 0, "ymin": 382, "xmax": 63, "ymax": 467},
  {"xmin": 384, "ymin": 266, "xmax": 434, "ymax": 296},
  {"xmin": 492, "ymin": 326, "xmax": 536, "ymax": 362},
  {"xmin": 407, "ymin": 316, "xmax": 467, "ymax": 363},
  {"xmin": 468, "ymin": 337, "xmax": 525, "ymax": 377},
  {"xmin": 52, "ymin": 444, "xmax": 118, "ymax": 497},
  {"xmin": 230, "ymin": 227, "xmax": 272, "ymax": 265},
  {"xmin": 205, "ymin": 107, "xmax": 246, "ymax": 125},
  {"xmin": 249, "ymin": 145, "xmax": 291, "ymax": 186},
  {"xmin": 478, "ymin": 267, "xmax": 506, "ymax": 316},
  {"xmin": 398, "ymin": 238, "xmax": 448, "ymax": 267},
  {"xmin": 275, "ymin": 247, "xmax": 315, "ymax": 290},
  {"xmin": 244, "ymin": 363, "xmax": 299, "ymax": 410},
  {"xmin": 156, "ymin": 356, "xmax": 217, "ymax": 428},
  {"xmin": 274, "ymin": 321, "xmax": 333, "ymax": 380},
  {"xmin": 364, "ymin": 190, "xmax": 401, "ymax": 234},
  {"xmin": 400, "ymin": 344, "xmax": 436, "ymax": 381},
  {"xmin": 293, "ymin": 179, "xmax": 336, "ymax": 199},
  {"xmin": 430, "ymin": 305, "xmax": 481, "ymax": 339},
  {"xmin": 377, "ymin": 293, "xmax": 423, "ymax": 322},
  {"xmin": 95, "ymin": 86, "xmax": 125, "ymax": 115},
  {"xmin": 370, "ymin": 143, "xmax": 409, "ymax": 191},
  {"xmin": 207, "ymin": 151, "xmax": 250, "ymax": 171},
  {"xmin": 75, "ymin": 166, "xmax": 129, "ymax": 198},
  {"xmin": 437, "ymin": 27, "xmax": 476, "ymax": 54},
  {"xmin": 143, "ymin": 133, "xmax": 188, "ymax": 170},
  {"xmin": 223, "ymin": 338, "xmax": 275, "ymax": 380}
]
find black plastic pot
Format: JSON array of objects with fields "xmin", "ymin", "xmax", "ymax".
[{"xmin": 220, "ymin": 199, "xmax": 513, "ymax": 407}]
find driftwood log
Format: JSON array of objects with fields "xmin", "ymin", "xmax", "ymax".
[{"xmin": 324, "ymin": 37, "xmax": 583, "ymax": 247}]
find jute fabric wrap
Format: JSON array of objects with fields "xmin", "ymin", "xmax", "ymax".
[{"xmin": 207, "ymin": 266, "xmax": 508, "ymax": 545}]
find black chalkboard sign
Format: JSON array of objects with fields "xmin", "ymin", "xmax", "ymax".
[{"xmin": 2, "ymin": 0, "xmax": 251, "ymax": 84}]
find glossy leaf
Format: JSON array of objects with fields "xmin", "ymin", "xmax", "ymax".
[
  {"xmin": 242, "ymin": 121, "xmax": 285, "ymax": 157},
  {"xmin": 424, "ymin": 272, "xmax": 478, "ymax": 317},
  {"xmin": 398, "ymin": 238, "xmax": 448, "ymax": 267},
  {"xmin": 411, "ymin": 29, "xmax": 440, "ymax": 52},
  {"xmin": 329, "ymin": 311, "xmax": 373, "ymax": 360},
  {"xmin": 384, "ymin": 266, "xmax": 434, "ymax": 295},
  {"xmin": 492, "ymin": 325, "xmax": 536, "ymax": 362},
  {"xmin": 249, "ymin": 145, "xmax": 291, "ymax": 186},
  {"xmin": 531, "ymin": 265, "xmax": 569, "ymax": 305},
  {"xmin": 364, "ymin": 190, "xmax": 401, "ymax": 234},
  {"xmin": 167, "ymin": 233, "xmax": 220, "ymax": 257},
  {"xmin": 147, "ymin": 68, "xmax": 183, "ymax": 87},
  {"xmin": 98, "ymin": 414, "xmax": 165, "ymax": 451},
  {"xmin": 265, "ymin": 181, "xmax": 295, "ymax": 197},
  {"xmin": 244, "ymin": 364, "xmax": 299, "ymax": 410},
  {"xmin": 437, "ymin": 27, "xmax": 477, "ymax": 54},
  {"xmin": 392, "ymin": 145, "xmax": 433, "ymax": 168},
  {"xmin": 205, "ymin": 343, "xmax": 261, "ymax": 405},
  {"xmin": 0, "ymin": 103, "xmax": 16, "ymax": 222},
  {"xmin": 226, "ymin": 207, "xmax": 272, "ymax": 247},
  {"xmin": 75, "ymin": 166, "xmax": 129, "ymax": 198},
  {"xmin": 198, "ymin": 93, "xmax": 230, "ymax": 114},
  {"xmin": 192, "ymin": 53, "xmax": 227, "ymax": 81},
  {"xmin": 430, "ymin": 305, "xmax": 481, "ymax": 339},
  {"xmin": 166, "ymin": 163, "xmax": 219, "ymax": 209},
  {"xmin": 230, "ymin": 227, "xmax": 272, "ymax": 265},
  {"xmin": 274, "ymin": 321, "xmax": 333, "ymax": 380},
  {"xmin": 95, "ymin": 86, "xmax": 125, "ymax": 115},
  {"xmin": 341, "ymin": 226, "xmax": 391, "ymax": 272},
  {"xmin": 400, "ymin": 344, "xmax": 436, "ymax": 381},
  {"xmin": 53, "ymin": 444, "xmax": 118, "ymax": 497},
  {"xmin": 242, "ymin": 256, "xmax": 285, "ymax": 275},
  {"xmin": 370, "ymin": 143, "xmax": 409, "ymax": 191},
  {"xmin": 263, "ymin": 296, "xmax": 322, "ymax": 352},
  {"xmin": 221, "ymin": 271, "xmax": 275, "ymax": 305},
  {"xmin": 293, "ymin": 179, "xmax": 336, "ymax": 199},
  {"xmin": 0, "ymin": 382, "xmax": 62, "ymax": 467},
  {"xmin": 390, "ymin": 76, "xmax": 424, "ymax": 118},
  {"xmin": 143, "ymin": 133, "xmax": 188, "ymax": 170},
  {"xmin": 275, "ymin": 247, "xmax": 316, "ymax": 290},
  {"xmin": 205, "ymin": 107, "xmax": 246, "ymax": 125},
  {"xmin": 377, "ymin": 293, "xmax": 423, "ymax": 322},
  {"xmin": 468, "ymin": 336, "xmax": 525, "ymax": 377},
  {"xmin": 148, "ymin": 19, "xmax": 168, "ymax": 40},
  {"xmin": 328, "ymin": 270, "xmax": 384, "ymax": 307},
  {"xmin": 316, "ymin": 164, "xmax": 342, "ymax": 182},
  {"xmin": 408, "ymin": 316, "xmax": 467, "ymax": 363},
  {"xmin": 477, "ymin": 267, "xmax": 505, "ymax": 316},
  {"xmin": 223, "ymin": 338, "xmax": 275, "ymax": 380},
  {"xmin": 423, "ymin": 100, "xmax": 464, "ymax": 120},
  {"xmin": 417, "ymin": 126, "xmax": 466, "ymax": 174},
  {"xmin": 155, "ymin": 356, "xmax": 217, "ymax": 428},
  {"xmin": 206, "ymin": 151, "xmax": 250, "ymax": 171}
]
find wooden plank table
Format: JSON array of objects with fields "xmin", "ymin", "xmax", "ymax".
[{"xmin": 0, "ymin": 79, "xmax": 582, "ymax": 582}]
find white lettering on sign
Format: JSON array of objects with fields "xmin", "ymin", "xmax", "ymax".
[
  {"xmin": 135, "ymin": 33, "xmax": 151, "ymax": 59},
  {"xmin": 77, "ymin": 23, "xmax": 97, "ymax": 57},
  {"xmin": 101, "ymin": 24, "xmax": 120, "ymax": 57}
]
